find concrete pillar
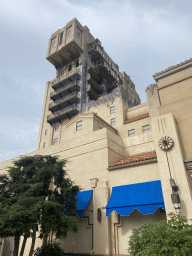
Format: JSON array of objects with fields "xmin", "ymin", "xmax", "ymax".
[
  {"xmin": 93, "ymin": 180, "xmax": 110, "ymax": 255},
  {"xmin": 152, "ymin": 113, "xmax": 192, "ymax": 218}
]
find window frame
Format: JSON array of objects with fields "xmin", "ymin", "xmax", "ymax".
[
  {"xmin": 142, "ymin": 124, "xmax": 150, "ymax": 133},
  {"xmin": 128, "ymin": 129, "xmax": 135, "ymax": 137},
  {"xmin": 55, "ymin": 125, "xmax": 60, "ymax": 131},
  {"xmin": 53, "ymin": 138, "xmax": 58, "ymax": 145},
  {"xmin": 110, "ymin": 106, "xmax": 115, "ymax": 113},
  {"xmin": 76, "ymin": 120, "xmax": 82, "ymax": 131},
  {"xmin": 110, "ymin": 118, "xmax": 116, "ymax": 126}
]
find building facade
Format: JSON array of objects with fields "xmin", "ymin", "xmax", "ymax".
[{"xmin": 0, "ymin": 18, "xmax": 192, "ymax": 256}]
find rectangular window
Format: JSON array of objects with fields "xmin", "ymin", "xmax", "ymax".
[
  {"xmin": 59, "ymin": 31, "xmax": 63, "ymax": 45},
  {"xmin": 43, "ymin": 142, "xmax": 46, "ymax": 148},
  {"xmin": 55, "ymin": 125, "xmax": 59, "ymax": 131},
  {"xmin": 110, "ymin": 106, "xmax": 115, "ymax": 113},
  {"xmin": 76, "ymin": 121, "xmax": 82, "ymax": 131},
  {"xmin": 53, "ymin": 138, "xmax": 58, "ymax": 145},
  {"xmin": 45, "ymin": 129, "xmax": 47, "ymax": 135},
  {"xmin": 128, "ymin": 129, "xmax": 135, "ymax": 137},
  {"xmin": 143, "ymin": 125, "xmax": 150, "ymax": 133},
  {"xmin": 111, "ymin": 118, "xmax": 116, "ymax": 126}
]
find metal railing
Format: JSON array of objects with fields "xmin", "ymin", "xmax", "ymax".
[
  {"xmin": 47, "ymin": 103, "xmax": 78, "ymax": 122},
  {"xmin": 50, "ymin": 79, "xmax": 80, "ymax": 99},
  {"xmin": 49, "ymin": 91, "xmax": 79, "ymax": 110},
  {"xmin": 51, "ymin": 68, "xmax": 81, "ymax": 90}
]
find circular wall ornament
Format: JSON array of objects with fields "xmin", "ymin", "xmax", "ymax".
[{"xmin": 159, "ymin": 136, "xmax": 174, "ymax": 151}]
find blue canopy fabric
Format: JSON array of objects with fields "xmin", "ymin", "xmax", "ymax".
[
  {"xmin": 76, "ymin": 190, "xmax": 93, "ymax": 218},
  {"xmin": 106, "ymin": 180, "xmax": 165, "ymax": 216}
]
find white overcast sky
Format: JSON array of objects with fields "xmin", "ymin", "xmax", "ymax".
[{"xmin": 0, "ymin": 0, "xmax": 192, "ymax": 162}]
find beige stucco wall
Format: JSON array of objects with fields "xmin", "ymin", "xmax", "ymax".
[{"xmin": 117, "ymin": 211, "xmax": 167, "ymax": 255}]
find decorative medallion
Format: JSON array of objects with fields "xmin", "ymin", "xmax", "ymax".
[{"xmin": 159, "ymin": 136, "xmax": 174, "ymax": 150}]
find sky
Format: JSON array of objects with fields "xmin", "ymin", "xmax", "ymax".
[{"xmin": 0, "ymin": 0, "xmax": 192, "ymax": 162}]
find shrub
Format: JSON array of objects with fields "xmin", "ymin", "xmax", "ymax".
[
  {"xmin": 34, "ymin": 243, "xmax": 65, "ymax": 256},
  {"xmin": 128, "ymin": 213, "xmax": 192, "ymax": 256}
]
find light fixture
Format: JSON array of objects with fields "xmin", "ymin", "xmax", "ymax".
[{"xmin": 170, "ymin": 178, "xmax": 181, "ymax": 213}]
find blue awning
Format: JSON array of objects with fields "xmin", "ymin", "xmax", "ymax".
[
  {"xmin": 76, "ymin": 190, "xmax": 93, "ymax": 218},
  {"xmin": 106, "ymin": 180, "xmax": 165, "ymax": 216}
]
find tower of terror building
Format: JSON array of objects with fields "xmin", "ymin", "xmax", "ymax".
[{"xmin": 0, "ymin": 18, "xmax": 192, "ymax": 256}]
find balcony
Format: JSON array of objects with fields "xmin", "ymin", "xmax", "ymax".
[
  {"xmin": 94, "ymin": 60, "xmax": 123, "ymax": 88},
  {"xmin": 49, "ymin": 91, "xmax": 80, "ymax": 112},
  {"xmin": 47, "ymin": 40, "xmax": 83, "ymax": 68},
  {"xmin": 88, "ymin": 67, "xmax": 102, "ymax": 83},
  {"xmin": 87, "ymin": 73, "xmax": 104, "ymax": 93},
  {"xmin": 50, "ymin": 79, "xmax": 80, "ymax": 101},
  {"xmin": 52, "ymin": 68, "xmax": 81, "ymax": 90},
  {"xmin": 47, "ymin": 103, "xmax": 79, "ymax": 124},
  {"xmin": 87, "ymin": 85, "xmax": 99, "ymax": 100}
]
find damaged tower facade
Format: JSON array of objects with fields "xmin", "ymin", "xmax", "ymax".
[{"xmin": 38, "ymin": 18, "xmax": 140, "ymax": 150}]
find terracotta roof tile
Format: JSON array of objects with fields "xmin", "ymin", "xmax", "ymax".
[
  {"xmin": 124, "ymin": 113, "xmax": 149, "ymax": 124},
  {"xmin": 109, "ymin": 151, "xmax": 157, "ymax": 168}
]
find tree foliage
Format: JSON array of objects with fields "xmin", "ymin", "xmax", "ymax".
[
  {"xmin": 0, "ymin": 155, "xmax": 80, "ymax": 256},
  {"xmin": 34, "ymin": 243, "xmax": 65, "ymax": 256},
  {"xmin": 128, "ymin": 213, "xmax": 192, "ymax": 256}
]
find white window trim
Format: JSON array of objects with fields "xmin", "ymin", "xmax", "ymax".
[
  {"xmin": 53, "ymin": 138, "xmax": 58, "ymax": 145},
  {"xmin": 128, "ymin": 129, "xmax": 135, "ymax": 137},
  {"xmin": 111, "ymin": 118, "xmax": 116, "ymax": 126},
  {"xmin": 110, "ymin": 106, "xmax": 115, "ymax": 113},
  {"xmin": 142, "ymin": 125, "xmax": 150, "ymax": 133},
  {"xmin": 76, "ymin": 121, "xmax": 82, "ymax": 131}
]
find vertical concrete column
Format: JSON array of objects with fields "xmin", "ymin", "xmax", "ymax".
[
  {"xmin": 152, "ymin": 113, "xmax": 192, "ymax": 218},
  {"xmin": 93, "ymin": 180, "xmax": 110, "ymax": 255},
  {"xmin": 36, "ymin": 82, "xmax": 50, "ymax": 150},
  {"xmin": 48, "ymin": 124, "xmax": 54, "ymax": 147}
]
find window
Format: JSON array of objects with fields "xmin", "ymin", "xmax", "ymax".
[
  {"xmin": 110, "ymin": 106, "xmax": 115, "ymax": 113},
  {"xmin": 68, "ymin": 30, "xmax": 71, "ymax": 36},
  {"xmin": 111, "ymin": 118, "xmax": 116, "ymax": 126},
  {"xmin": 52, "ymin": 41, "xmax": 56, "ymax": 47},
  {"xmin": 59, "ymin": 31, "xmax": 63, "ymax": 45},
  {"xmin": 53, "ymin": 138, "xmax": 58, "ymax": 145},
  {"xmin": 128, "ymin": 129, "xmax": 135, "ymax": 137},
  {"xmin": 55, "ymin": 125, "xmax": 59, "ymax": 131},
  {"xmin": 76, "ymin": 121, "xmax": 82, "ymax": 131},
  {"xmin": 43, "ymin": 142, "xmax": 46, "ymax": 148},
  {"xmin": 76, "ymin": 60, "xmax": 79, "ymax": 67},
  {"xmin": 77, "ymin": 31, "xmax": 80, "ymax": 38},
  {"xmin": 45, "ymin": 129, "xmax": 47, "ymax": 135},
  {"xmin": 68, "ymin": 64, "xmax": 72, "ymax": 72},
  {"xmin": 61, "ymin": 70, "xmax": 64, "ymax": 76},
  {"xmin": 142, "ymin": 125, "xmax": 150, "ymax": 133}
]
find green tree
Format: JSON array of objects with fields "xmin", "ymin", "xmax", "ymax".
[
  {"xmin": 128, "ymin": 212, "xmax": 192, "ymax": 256},
  {"xmin": 0, "ymin": 155, "xmax": 80, "ymax": 256}
]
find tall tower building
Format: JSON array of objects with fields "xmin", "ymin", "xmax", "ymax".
[
  {"xmin": 1, "ymin": 18, "xmax": 192, "ymax": 256},
  {"xmin": 37, "ymin": 18, "xmax": 140, "ymax": 150}
]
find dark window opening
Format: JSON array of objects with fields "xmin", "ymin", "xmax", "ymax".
[
  {"xmin": 76, "ymin": 60, "xmax": 79, "ymax": 67},
  {"xmin": 68, "ymin": 64, "xmax": 72, "ymax": 72},
  {"xmin": 59, "ymin": 31, "xmax": 63, "ymax": 45}
]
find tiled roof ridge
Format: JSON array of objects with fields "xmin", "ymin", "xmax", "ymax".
[
  {"xmin": 109, "ymin": 151, "xmax": 157, "ymax": 168},
  {"xmin": 153, "ymin": 58, "xmax": 192, "ymax": 77},
  {"xmin": 124, "ymin": 113, "xmax": 149, "ymax": 124}
]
